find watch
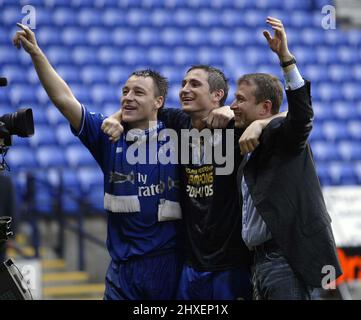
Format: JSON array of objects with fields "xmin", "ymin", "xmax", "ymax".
[{"xmin": 280, "ymin": 57, "xmax": 296, "ymax": 68}]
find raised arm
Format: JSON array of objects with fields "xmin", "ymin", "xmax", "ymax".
[
  {"xmin": 264, "ymin": 17, "xmax": 313, "ymax": 152},
  {"xmin": 13, "ymin": 23, "xmax": 82, "ymax": 131}
]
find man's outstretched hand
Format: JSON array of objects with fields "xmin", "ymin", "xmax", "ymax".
[{"xmin": 13, "ymin": 23, "xmax": 40, "ymax": 56}]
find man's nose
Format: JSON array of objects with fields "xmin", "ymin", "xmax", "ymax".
[
  {"xmin": 230, "ymin": 100, "xmax": 237, "ymax": 110},
  {"xmin": 123, "ymin": 91, "xmax": 135, "ymax": 101}
]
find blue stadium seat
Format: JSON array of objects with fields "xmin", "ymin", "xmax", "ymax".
[
  {"xmin": 107, "ymin": 66, "xmax": 133, "ymax": 85},
  {"xmin": 0, "ymin": 46, "xmax": 19, "ymax": 64},
  {"xmin": 71, "ymin": 0, "xmax": 96, "ymax": 7},
  {"xmin": 333, "ymin": 102, "xmax": 356, "ymax": 121},
  {"xmin": 57, "ymin": 65, "xmax": 82, "ymax": 83},
  {"xmin": 148, "ymin": 47, "xmax": 175, "ymax": 65},
  {"xmin": 122, "ymin": 47, "xmax": 150, "ymax": 65},
  {"xmin": 6, "ymin": 146, "xmax": 38, "ymax": 170},
  {"xmin": 293, "ymin": 46, "xmax": 318, "ymax": 65},
  {"xmin": 0, "ymin": 29, "xmax": 10, "ymax": 45},
  {"xmin": 36, "ymin": 27, "xmax": 63, "ymax": 47},
  {"xmin": 56, "ymin": 123, "xmax": 79, "ymax": 146},
  {"xmin": 161, "ymin": 28, "xmax": 186, "ymax": 46},
  {"xmin": 325, "ymin": 31, "xmax": 350, "ymax": 46},
  {"xmin": 87, "ymin": 28, "xmax": 113, "ymax": 46},
  {"xmin": 308, "ymin": 124, "xmax": 324, "ymax": 142},
  {"xmin": 84, "ymin": 184, "xmax": 104, "ymax": 211},
  {"xmin": 161, "ymin": 66, "xmax": 186, "ymax": 85},
  {"xmin": 198, "ymin": 47, "xmax": 223, "ymax": 65},
  {"xmin": 69, "ymin": 84, "xmax": 93, "ymax": 103},
  {"xmin": 37, "ymin": 146, "xmax": 67, "ymax": 168},
  {"xmin": 337, "ymin": 47, "xmax": 360, "ymax": 64},
  {"xmin": 126, "ymin": 9, "xmax": 152, "ymax": 27},
  {"xmin": 53, "ymin": 8, "xmax": 78, "ymax": 26},
  {"xmin": 312, "ymin": 101, "xmax": 337, "ymax": 122},
  {"xmin": 46, "ymin": 106, "xmax": 68, "ymax": 125},
  {"xmin": 174, "ymin": 9, "xmax": 199, "ymax": 27},
  {"xmin": 337, "ymin": 141, "xmax": 361, "ymax": 161},
  {"xmin": 316, "ymin": 47, "xmax": 339, "ymax": 64},
  {"xmin": 98, "ymin": 47, "xmax": 125, "ymax": 65},
  {"xmin": 328, "ymin": 65, "xmax": 352, "ymax": 82},
  {"xmin": 78, "ymin": 8, "xmax": 104, "ymax": 27},
  {"xmin": 352, "ymin": 64, "xmax": 361, "ymax": 81},
  {"xmin": 303, "ymin": 65, "xmax": 329, "ymax": 83},
  {"xmin": 315, "ymin": 162, "xmax": 332, "ymax": 186},
  {"xmin": 174, "ymin": 47, "xmax": 199, "ymax": 65},
  {"xmin": 81, "ymin": 66, "xmax": 108, "ymax": 84},
  {"xmin": 10, "ymin": 84, "xmax": 38, "ymax": 105},
  {"xmin": 244, "ymin": 47, "xmax": 274, "ymax": 65},
  {"xmin": 342, "ymin": 83, "xmax": 361, "ymax": 101},
  {"xmin": 347, "ymin": 30, "xmax": 361, "ymax": 46},
  {"xmin": 112, "ymin": 27, "xmax": 139, "ymax": 46},
  {"xmin": 65, "ymin": 145, "xmax": 97, "ymax": 167},
  {"xmin": 197, "ymin": 9, "xmax": 220, "ymax": 27},
  {"xmin": 356, "ymin": 163, "xmax": 361, "ymax": 184},
  {"xmin": 209, "ymin": 28, "xmax": 234, "ymax": 47},
  {"xmin": 151, "ymin": 9, "xmax": 176, "ymax": 27},
  {"xmin": 63, "ymin": 28, "xmax": 89, "ymax": 47},
  {"xmin": 310, "ymin": 141, "xmax": 340, "ymax": 162},
  {"xmin": 91, "ymin": 84, "xmax": 119, "ymax": 104},
  {"xmin": 185, "ymin": 28, "xmax": 210, "ymax": 46},
  {"xmin": 317, "ymin": 83, "xmax": 344, "ymax": 101},
  {"xmin": 33, "ymin": 8, "xmax": 54, "ymax": 26},
  {"xmin": 2, "ymin": 7, "xmax": 22, "ymax": 26},
  {"xmin": 328, "ymin": 162, "xmax": 358, "ymax": 185},
  {"xmin": 300, "ymin": 29, "xmax": 325, "ymax": 46},
  {"xmin": 29, "ymin": 106, "xmax": 50, "ymax": 125},
  {"xmin": 289, "ymin": 11, "xmax": 314, "ymax": 28},
  {"xmin": 347, "ymin": 121, "xmax": 361, "ymax": 141},
  {"xmin": 243, "ymin": 10, "xmax": 266, "ymax": 27},
  {"xmin": 78, "ymin": 166, "xmax": 103, "ymax": 193},
  {"xmin": 102, "ymin": 9, "xmax": 127, "ymax": 27},
  {"xmin": 322, "ymin": 121, "xmax": 350, "ymax": 142},
  {"xmin": 1, "ymin": 65, "xmax": 28, "ymax": 84},
  {"xmin": 47, "ymin": 47, "xmax": 73, "ymax": 65},
  {"xmin": 72, "ymin": 47, "xmax": 99, "ymax": 65},
  {"xmin": 283, "ymin": 0, "xmax": 311, "ymax": 10},
  {"xmin": 138, "ymin": 28, "xmax": 163, "ymax": 46},
  {"xmin": 220, "ymin": 10, "xmax": 247, "ymax": 28},
  {"xmin": 29, "ymin": 125, "xmax": 58, "ymax": 147}
]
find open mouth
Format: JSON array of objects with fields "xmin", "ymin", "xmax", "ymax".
[
  {"xmin": 123, "ymin": 105, "xmax": 137, "ymax": 111},
  {"xmin": 181, "ymin": 97, "xmax": 194, "ymax": 102}
]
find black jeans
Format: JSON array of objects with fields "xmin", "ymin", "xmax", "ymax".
[{"xmin": 252, "ymin": 245, "xmax": 313, "ymax": 300}]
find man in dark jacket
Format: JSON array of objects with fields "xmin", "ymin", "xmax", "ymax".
[{"xmin": 232, "ymin": 17, "xmax": 342, "ymax": 299}]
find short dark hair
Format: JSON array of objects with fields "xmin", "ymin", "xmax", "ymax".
[
  {"xmin": 186, "ymin": 65, "xmax": 229, "ymax": 107},
  {"xmin": 237, "ymin": 73, "xmax": 283, "ymax": 114},
  {"xmin": 131, "ymin": 69, "xmax": 168, "ymax": 107}
]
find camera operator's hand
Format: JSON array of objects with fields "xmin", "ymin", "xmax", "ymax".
[{"xmin": 12, "ymin": 23, "xmax": 40, "ymax": 56}]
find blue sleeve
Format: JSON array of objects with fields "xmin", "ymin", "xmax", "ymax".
[{"xmin": 70, "ymin": 105, "xmax": 107, "ymax": 169}]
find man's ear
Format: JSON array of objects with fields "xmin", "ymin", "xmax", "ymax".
[
  {"xmin": 212, "ymin": 89, "xmax": 225, "ymax": 104},
  {"xmin": 154, "ymin": 96, "xmax": 164, "ymax": 110},
  {"xmin": 260, "ymin": 100, "xmax": 273, "ymax": 117}
]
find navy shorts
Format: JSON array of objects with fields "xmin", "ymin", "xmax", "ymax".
[
  {"xmin": 177, "ymin": 264, "xmax": 252, "ymax": 300},
  {"xmin": 104, "ymin": 250, "xmax": 183, "ymax": 300}
]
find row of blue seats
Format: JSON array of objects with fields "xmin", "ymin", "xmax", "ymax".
[
  {"xmin": 5, "ymin": 139, "xmax": 361, "ymax": 173},
  {"xmin": 7, "ymin": 118, "xmax": 361, "ymax": 147},
  {"xmin": 3, "ymin": 84, "xmax": 361, "ymax": 107},
  {"xmin": 2, "ymin": 26, "xmax": 360, "ymax": 47},
  {"xmin": 8, "ymin": 158, "xmax": 361, "ymax": 215},
  {"xmin": 3, "ymin": 63, "xmax": 361, "ymax": 88},
  {"xmin": 1, "ymin": 0, "xmax": 323, "ymax": 9},
  {"xmin": 2, "ymin": 46, "xmax": 360, "ymax": 69}
]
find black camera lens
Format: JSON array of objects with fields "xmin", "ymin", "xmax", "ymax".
[{"xmin": 0, "ymin": 108, "xmax": 34, "ymax": 138}]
